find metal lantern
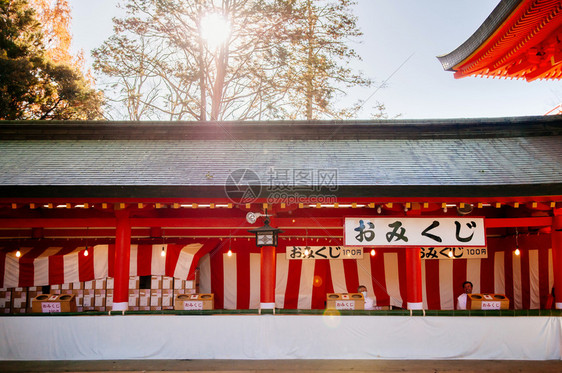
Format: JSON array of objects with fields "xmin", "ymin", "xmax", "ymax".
[{"xmin": 248, "ymin": 216, "xmax": 283, "ymax": 247}]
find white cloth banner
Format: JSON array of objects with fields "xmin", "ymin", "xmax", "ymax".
[{"xmin": 0, "ymin": 315, "xmax": 560, "ymax": 360}]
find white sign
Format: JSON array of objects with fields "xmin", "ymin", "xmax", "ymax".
[
  {"xmin": 345, "ymin": 217, "xmax": 486, "ymax": 247},
  {"xmin": 335, "ymin": 300, "xmax": 356, "ymax": 310},
  {"xmin": 420, "ymin": 247, "xmax": 488, "ymax": 259},
  {"xmin": 183, "ymin": 300, "xmax": 203, "ymax": 310},
  {"xmin": 286, "ymin": 246, "xmax": 363, "ymax": 260},
  {"xmin": 481, "ymin": 301, "xmax": 501, "ymax": 310},
  {"xmin": 41, "ymin": 302, "xmax": 61, "ymax": 313}
]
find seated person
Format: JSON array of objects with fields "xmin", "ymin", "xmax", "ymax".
[
  {"xmin": 457, "ymin": 281, "xmax": 473, "ymax": 310},
  {"xmin": 357, "ymin": 285, "xmax": 375, "ymax": 310}
]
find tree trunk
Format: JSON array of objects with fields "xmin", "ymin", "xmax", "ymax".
[
  {"xmin": 199, "ymin": 39, "xmax": 207, "ymax": 121},
  {"xmin": 305, "ymin": 0, "xmax": 314, "ymax": 120},
  {"xmin": 211, "ymin": 45, "xmax": 227, "ymax": 121}
]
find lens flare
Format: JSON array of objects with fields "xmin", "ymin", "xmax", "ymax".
[
  {"xmin": 322, "ymin": 309, "xmax": 341, "ymax": 328},
  {"xmin": 200, "ymin": 13, "xmax": 231, "ymax": 49},
  {"xmin": 313, "ymin": 275, "xmax": 323, "ymax": 287}
]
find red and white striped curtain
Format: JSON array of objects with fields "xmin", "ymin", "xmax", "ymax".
[
  {"xmin": 1, "ymin": 235, "xmax": 553, "ymax": 310},
  {"xmin": 199, "ymin": 235, "xmax": 554, "ymax": 310},
  {"xmin": 0, "ymin": 243, "xmax": 206, "ymax": 289}
]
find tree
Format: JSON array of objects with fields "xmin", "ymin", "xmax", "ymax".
[
  {"xmin": 94, "ymin": 0, "xmax": 371, "ymax": 121},
  {"xmin": 94, "ymin": 0, "xmax": 288, "ymax": 121},
  {"xmin": 30, "ymin": 0, "xmax": 93, "ymax": 82},
  {"xmin": 30, "ymin": 0, "xmax": 72, "ymax": 64},
  {"xmin": 274, "ymin": 0, "xmax": 371, "ymax": 120},
  {"xmin": 0, "ymin": 0, "xmax": 103, "ymax": 120}
]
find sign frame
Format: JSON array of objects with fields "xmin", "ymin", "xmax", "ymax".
[
  {"xmin": 41, "ymin": 302, "xmax": 61, "ymax": 313},
  {"xmin": 344, "ymin": 216, "xmax": 487, "ymax": 248},
  {"xmin": 420, "ymin": 246, "xmax": 488, "ymax": 260},
  {"xmin": 183, "ymin": 300, "xmax": 204, "ymax": 310},
  {"xmin": 286, "ymin": 246, "xmax": 364, "ymax": 260}
]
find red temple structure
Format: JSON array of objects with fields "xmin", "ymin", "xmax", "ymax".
[
  {"xmin": 438, "ymin": 0, "xmax": 562, "ymax": 81},
  {"xmin": 0, "ymin": 117, "xmax": 560, "ymax": 313},
  {"xmin": 1, "ymin": 0, "xmax": 562, "ymax": 362},
  {"xmin": 0, "ymin": 118, "xmax": 562, "ymax": 309},
  {"xmin": 0, "ymin": 117, "xmax": 561, "ymax": 360}
]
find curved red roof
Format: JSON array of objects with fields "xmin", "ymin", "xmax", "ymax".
[{"xmin": 438, "ymin": 0, "xmax": 562, "ymax": 81}]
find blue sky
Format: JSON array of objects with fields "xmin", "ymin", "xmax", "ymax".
[{"xmin": 69, "ymin": 0, "xmax": 562, "ymax": 119}]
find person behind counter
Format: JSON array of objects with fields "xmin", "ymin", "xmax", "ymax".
[
  {"xmin": 357, "ymin": 285, "xmax": 375, "ymax": 310},
  {"xmin": 457, "ymin": 281, "xmax": 473, "ymax": 310}
]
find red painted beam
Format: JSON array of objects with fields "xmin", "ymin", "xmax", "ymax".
[
  {"xmin": 0, "ymin": 217, "xmax": 553, "ymax": 230},
  {"xmin": 486, "ymin": 217, "xmax": 552, "ymax": 228},
  {"xmin": 0, "ymin": 217, "xmax": 344, "ymax": 229},
  {"xmin": 1, "ymin": 195, "xmax": 560, "ymax": 207},
  {"xmin": 0, "ymin": 218, "xmax": 116, "ymax": 228}
]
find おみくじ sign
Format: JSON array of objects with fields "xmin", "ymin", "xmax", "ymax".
[{"xmin": 345, "ymin": 217, "xmax": 485, "ymax": 247}]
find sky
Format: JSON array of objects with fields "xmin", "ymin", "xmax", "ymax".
[{"xmin": 69, "ymin": 0, "xmax": 562, "ymax": 120}]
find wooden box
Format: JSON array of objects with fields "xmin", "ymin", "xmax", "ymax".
[
  {"xmin": 467, "ymin": 293, "xmax": 509, "ymax": 310},
  {"xmin": 31, "ymin": 294, "xmax": 55, "ymax": 313},
  {"xmin": 174, "ymin": 293, "xmax": 214, "ymax": 310},
  {"xmin": 150, "ymin": 289, "xmax": 162, "ymax": 310},
  {"xmin": 94, "ymin": 290, "xmax": 106, "ymax": 311},
  {"xmin": 162, "ymin": 289, "xmax": 174, "ymax": 310},
  {"xmin": 32, "ymin": 294, "xmax": 77, "ymax": 313},
  {"xmin": 11, "ymin": 291, "xmax": 27, "ymax": 313},
  {"xmin": 326, "ymin": 293, "xmax": 364, "ymax": 310},
  {"xmin": 83, "ymin": 290, "xmax": 95, "ymax": 311},
  {"xmin": 57, "ymin": 294, "xmax": 77, "ymax": 312}
]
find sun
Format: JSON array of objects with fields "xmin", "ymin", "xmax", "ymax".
[{"xmin": 200, "ymin": 13, "xmax": 231, "ymax": 49}]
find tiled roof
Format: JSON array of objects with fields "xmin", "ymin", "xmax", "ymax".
[
  {"xmin": 0, "ymin": 116, "xmax": 561, "ymax": 199},
  {"xmin": 438, "ymin": 0, "xmax": 562, "ymax": 81},
  {"xmin": 437, "ymin": 0, "xmax": 520, "ymax": 72}
]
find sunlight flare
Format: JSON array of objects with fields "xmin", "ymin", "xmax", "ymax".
[{"xmin": 200, "ymin": 13, "xmax": 231, "ymax": 49}]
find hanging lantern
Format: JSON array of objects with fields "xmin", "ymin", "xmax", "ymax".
[{"xmin": 248, "ymin": 214, "xmax": 283, "ymax": 247}]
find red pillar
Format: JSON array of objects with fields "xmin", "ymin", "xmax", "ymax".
[
  {"xmin": 113, "ymin": 209, "xmax": 131, "ymax": 311},
  {"xmin": 260, "ymin": 246, "xmax": 276, "ymax": 309},
  {"xmin": 552, "ymin": 211, "xmax": 562, "ymax": 309},
  {"xmin": 406, "ymin": 247, "xmax": 423, "ymax": 310},
  {"xmin": 405, "ymin": 207, "xmax": 423, "ymax": 310}
]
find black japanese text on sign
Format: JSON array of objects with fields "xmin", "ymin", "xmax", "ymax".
[
  {"xmin": 286, "ymin": 246, "xmax": 363, "ymax": 260},
  {"xmin": 344, "ymin": 217, "xmax": 486, "ymax": 247},
  {"xmin": 420, "ymin": 247, "xmax": 488, "ymax": 259}
]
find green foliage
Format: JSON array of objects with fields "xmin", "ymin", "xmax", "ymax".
[
  {"xmin": 0, "ymin": 0, "xmax": 103, "ymax": 120},
  {"xmin": 94, "ymin": 0, "xmax": 371, "ymax": 120},
  {"xmin": 273, "ymin": 0, "xmax": 371, "ymax": 119}
]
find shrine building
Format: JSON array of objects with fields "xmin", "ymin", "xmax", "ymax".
[{"xmin": 0, "ymin": 0, "xmax": 562, "ymax": 362}]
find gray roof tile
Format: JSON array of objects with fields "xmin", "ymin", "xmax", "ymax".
[{"xmin": 0, "ymin": 117, "xmax": 561, "ymax": 199}]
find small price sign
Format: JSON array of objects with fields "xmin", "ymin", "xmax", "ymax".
[
  {"xmin": 41, "ymin": 302, "xmax": 61, "ymax": 313},
  {"xmin": 481, "ymin": 301, "xmax": 501, "ymax": 310},
  {"xmin": 335, "ymin": 300, "xmax": 356, "ymax": 310},
  {"xmin": 183, "ymin": 300, "xmax": 203, "ymax": 310}
]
